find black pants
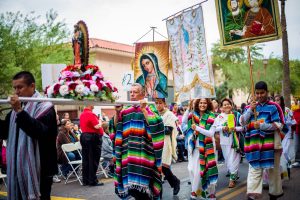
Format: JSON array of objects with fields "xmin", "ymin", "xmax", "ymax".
[
  {"xmin": 80, "ymin": 133, "xmax": 102, "ymax": 185},
  {"xmin": 40, "ymin": 175, "xmax": 53, "ymax": 200},
  {"xmin": 177, "ymin": 139, "xmax": 185, "ymax": 161},
  {"xmin": 162, "ymin": 166, "xmax": 178, "ymax": 188}
]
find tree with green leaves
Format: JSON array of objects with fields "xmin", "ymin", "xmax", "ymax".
[
  {"xmin": 0, "ymin": 9, "xmax": 72, "ymax": 98},
  {"xmin": 290, "ymin": 60, "xmax": 300, "ymax": 98},
  {"xmin": 211, "ymin": 42, "xmax": 263, "ymax": 97},
  {"xmin": 211, "ymin": 41, "xmax": 300, "ymax": 103}
]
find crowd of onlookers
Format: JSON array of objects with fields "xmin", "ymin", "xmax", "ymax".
[
  {"xmin": 50, "ymin": 111, "xmax": 114, "ymax": 183},
  {"xmin": 1, "ymin": 72, "xmax": 299, "ymax": 200},
  {"xmin": 1, "ymin": 97, "xmax": 300, "ymax": 183},
  {"xmin": 1, "ymin": 96, "xmax": 299, "ymax": 190}
]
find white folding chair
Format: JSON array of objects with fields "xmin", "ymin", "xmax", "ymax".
[
  {"xmin": 61, "ymin": 143, "xmax": 83, "ymax": 185},
  {"xmin": 97, "ymin": 157, "xmax": 109, "ymax": 178},
  {"xmin": 74, "ymin": 141, "xmax": 82, "ymax": 152},
  {"xmin": 0, "ymin": 170, "xmax": 7, "ymax": 188}
]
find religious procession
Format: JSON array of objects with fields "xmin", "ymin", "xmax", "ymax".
[{"xmin": 0, "ymin": 0, "xmax": 300, "ymax": 200}]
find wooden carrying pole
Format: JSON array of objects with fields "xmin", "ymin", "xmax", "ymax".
[
  {"xmin": 0, "ymin": 97, "xmax": 154, "ymax": 106},
  {"xmin": 247, "ymin": 46, "xmax": 257, "ymax": 120}
]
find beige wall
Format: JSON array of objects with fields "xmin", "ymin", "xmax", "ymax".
[{"xmin": 91, "ymin": 49, "xmax": 134, "ymax": 102}]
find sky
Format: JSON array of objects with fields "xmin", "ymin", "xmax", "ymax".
[{"xmin": 1, "ymin": 0, "xmax": 299, "ymax": 59}]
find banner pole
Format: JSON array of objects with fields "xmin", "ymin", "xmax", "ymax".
[
  {"xmin": 247, "ymin": 46, "xmax": 257, "ymax": 120},
  {"xmin": 162, "ymin": 0, "xmax": 208, "ymax": 21}
]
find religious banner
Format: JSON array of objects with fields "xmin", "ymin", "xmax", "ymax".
[
  {"xmin": 134, "ymin": 41, "xmax": 169, "ymax": 99},
  {"xmin": 166, "ymin": 6, "xmax": 215, "ymax": 102},
  {"xmin": 215, "ymin": 0, "xmax": 282, "ymax": 48}
]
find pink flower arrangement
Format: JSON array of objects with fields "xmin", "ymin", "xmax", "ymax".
[{"xmin": 45, "ymin": 64, "xmax": 118, "ymax": 101}]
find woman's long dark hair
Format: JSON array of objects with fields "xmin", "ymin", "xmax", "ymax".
[
  {"xmin": 275, "ymin": 95, "xmax": 285, "ymax": 113},
  {"xmin": 194, "ymin": 98, "xmax": 213, "ymax": 114}
]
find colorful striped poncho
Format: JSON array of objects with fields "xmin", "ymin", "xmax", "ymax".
[
  {"xmin": 114, "ymin": 104, "xmax": 164, "ymax": 199},
  {"xmin": 242, "ymin": 101, "xmax": 285, "ymax": 169},
  {"xmin": 230, "ymin": 111, "xmax": 241, "ymax": 151},
  {"xmin": 186, "ymin": 111, "xmax": 218, "ymax": 197}
]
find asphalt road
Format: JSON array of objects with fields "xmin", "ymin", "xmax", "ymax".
[{"xmin": 1, "ymin": 159, "xmax": 300, "ymax": 199}]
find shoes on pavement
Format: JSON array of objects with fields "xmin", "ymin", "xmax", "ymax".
[
  {"xmin": 190, "ymin": 192, "xmax": 197, "ymax": 200},
  {"xmin": 248, "ymin": 194, "xmax": 259, "ymax": 200},
  {"xmin": 52, "ymin": 176, "xmax": 61, "ymax": 183},
  {"xmin": 173, "ymin": 179, "xmax": 180, "ymax": 195},
  {"xmin": 291, "ymin": 162, "xmax": 300, "ymax": 168},
  {"xmin": 269, "ymin": 193, "xmax": 284, "ymax": 200},
  {"xmin": 208, "ymin": 194, "xmax": 216, "ymax": 200},
  {"xmin": 90, "ymin": 182, "xmax": 104, "ymax": 186},
  {"xmin": 262, "ymin": 182, "xmax": 269, "ymax": 190}
]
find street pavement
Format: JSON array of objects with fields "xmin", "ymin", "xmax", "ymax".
[{"xmin": 1, "ymin": 159, "xmax": 300, "ymax": 199}]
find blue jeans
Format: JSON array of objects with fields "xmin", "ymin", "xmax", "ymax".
[{"xmin": 61, "ymin": 152, "xmax": 79, "ymax": 176}]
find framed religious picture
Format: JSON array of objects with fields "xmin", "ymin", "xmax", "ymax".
[
  {"xmin": 215, "ymin": 0, "xmax": 282, "ymax": 48},
  {"xmin": 134, "ymin": 41, "xmax": 169, "ymax": 99}
]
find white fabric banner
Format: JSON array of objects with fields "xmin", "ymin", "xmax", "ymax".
[{"xmin": 166, "ymin": 6, "xmax": 215, "ymax": 102}]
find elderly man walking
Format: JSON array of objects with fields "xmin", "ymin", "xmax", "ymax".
[{"xmin": 114, "ymin": 83, "xmax": 165, "ymax": 200}]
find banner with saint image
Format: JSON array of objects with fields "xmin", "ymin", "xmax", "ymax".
[
  {"xmin": 215, "ymin": 0, "xmax": 282, "ymax": 48},
  {"xmin": 166, "ymin": 6, "xmax": 215, "ymax": 102},
  {"xmin": 134, "ymin": 41, "xmax": 169, "ymax": 99}
]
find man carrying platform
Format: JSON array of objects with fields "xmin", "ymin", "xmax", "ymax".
[
  {"xmin": 0, "ymin": 71, "xmax": 58, "ymax": 200},
  {"xmin": 114, "ymin": 83, "xmax": 165, "ymax": 200}
]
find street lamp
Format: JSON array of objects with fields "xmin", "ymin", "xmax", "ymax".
[{"xmin": 263, "ymin": 58, "xmax": 268, "ymax": 76}]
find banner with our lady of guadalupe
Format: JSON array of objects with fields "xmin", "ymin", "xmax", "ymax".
[
  {"xmin": 166, "ymin": 6, "xmax": 215, "ymax": 103},
  {"xmin": 215, "ymin": 0, "xmax": 282, "ymax": 48},
  {"xmin": 134, "ymin": 41, "xmax": 169, "ymax": 99}
]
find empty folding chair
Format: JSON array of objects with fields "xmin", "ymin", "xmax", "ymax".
[
  {"xmin": 97, "ymin": 157, "xmax": 109, "ymax": 179},
  {"xmin": 61, "ymin": 143, "xmax": 83, "ymax": 185}
]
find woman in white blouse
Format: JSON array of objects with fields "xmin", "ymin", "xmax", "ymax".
[{"xmin": 192, "ymin": 98, "xmax": 244, "ymax": 188}]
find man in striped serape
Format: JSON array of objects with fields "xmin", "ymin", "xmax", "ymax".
[
  {"xmin": 0, "ymin": 71, "xmax": 58, "ymax": 200},
  {"xmin": 240, "ymin": 81, "xmax": 285, "ymax": 200},
  {"xmin": 114, "ymin": 83, "xmax": 165, "ymax": 200}
]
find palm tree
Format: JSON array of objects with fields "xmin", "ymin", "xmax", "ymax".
[{"xmin": 280, "ymin": 0, "xmax": 291, "ymax": 108}]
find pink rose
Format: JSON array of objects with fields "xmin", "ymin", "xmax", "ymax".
[
  {"xmin": 83, "ymin": 81, "xmax": 91, "ymax": 88},
  {"xmin": 68, "ymin": 82, "xmax": 78, "ymax": 91},
  {"xmin": 61, "ymin": 71, "xmax": 74, "ymax": 79},
  {"xmin": 113, "ymin": 87, "xmax": 118, "ymax": 92},
  {"xmin": 106, "ymin": 81, "xmax": 113, "ymax": 90},
  {"xmin": 94, "ymin": 71, "xmax": 104, "ymax": 80},
  {"xmin": 53, "ymin": 83, "xmax": 61, "ymax": 95}
]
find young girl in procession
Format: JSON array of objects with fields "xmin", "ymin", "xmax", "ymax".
[
  {"xmin": 186, "ymin": 98, "xmax": 218, "ymax": 200},
  {"xmin": 213, "ymin": 98, "xmax": 243, "ymax": 188}
]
